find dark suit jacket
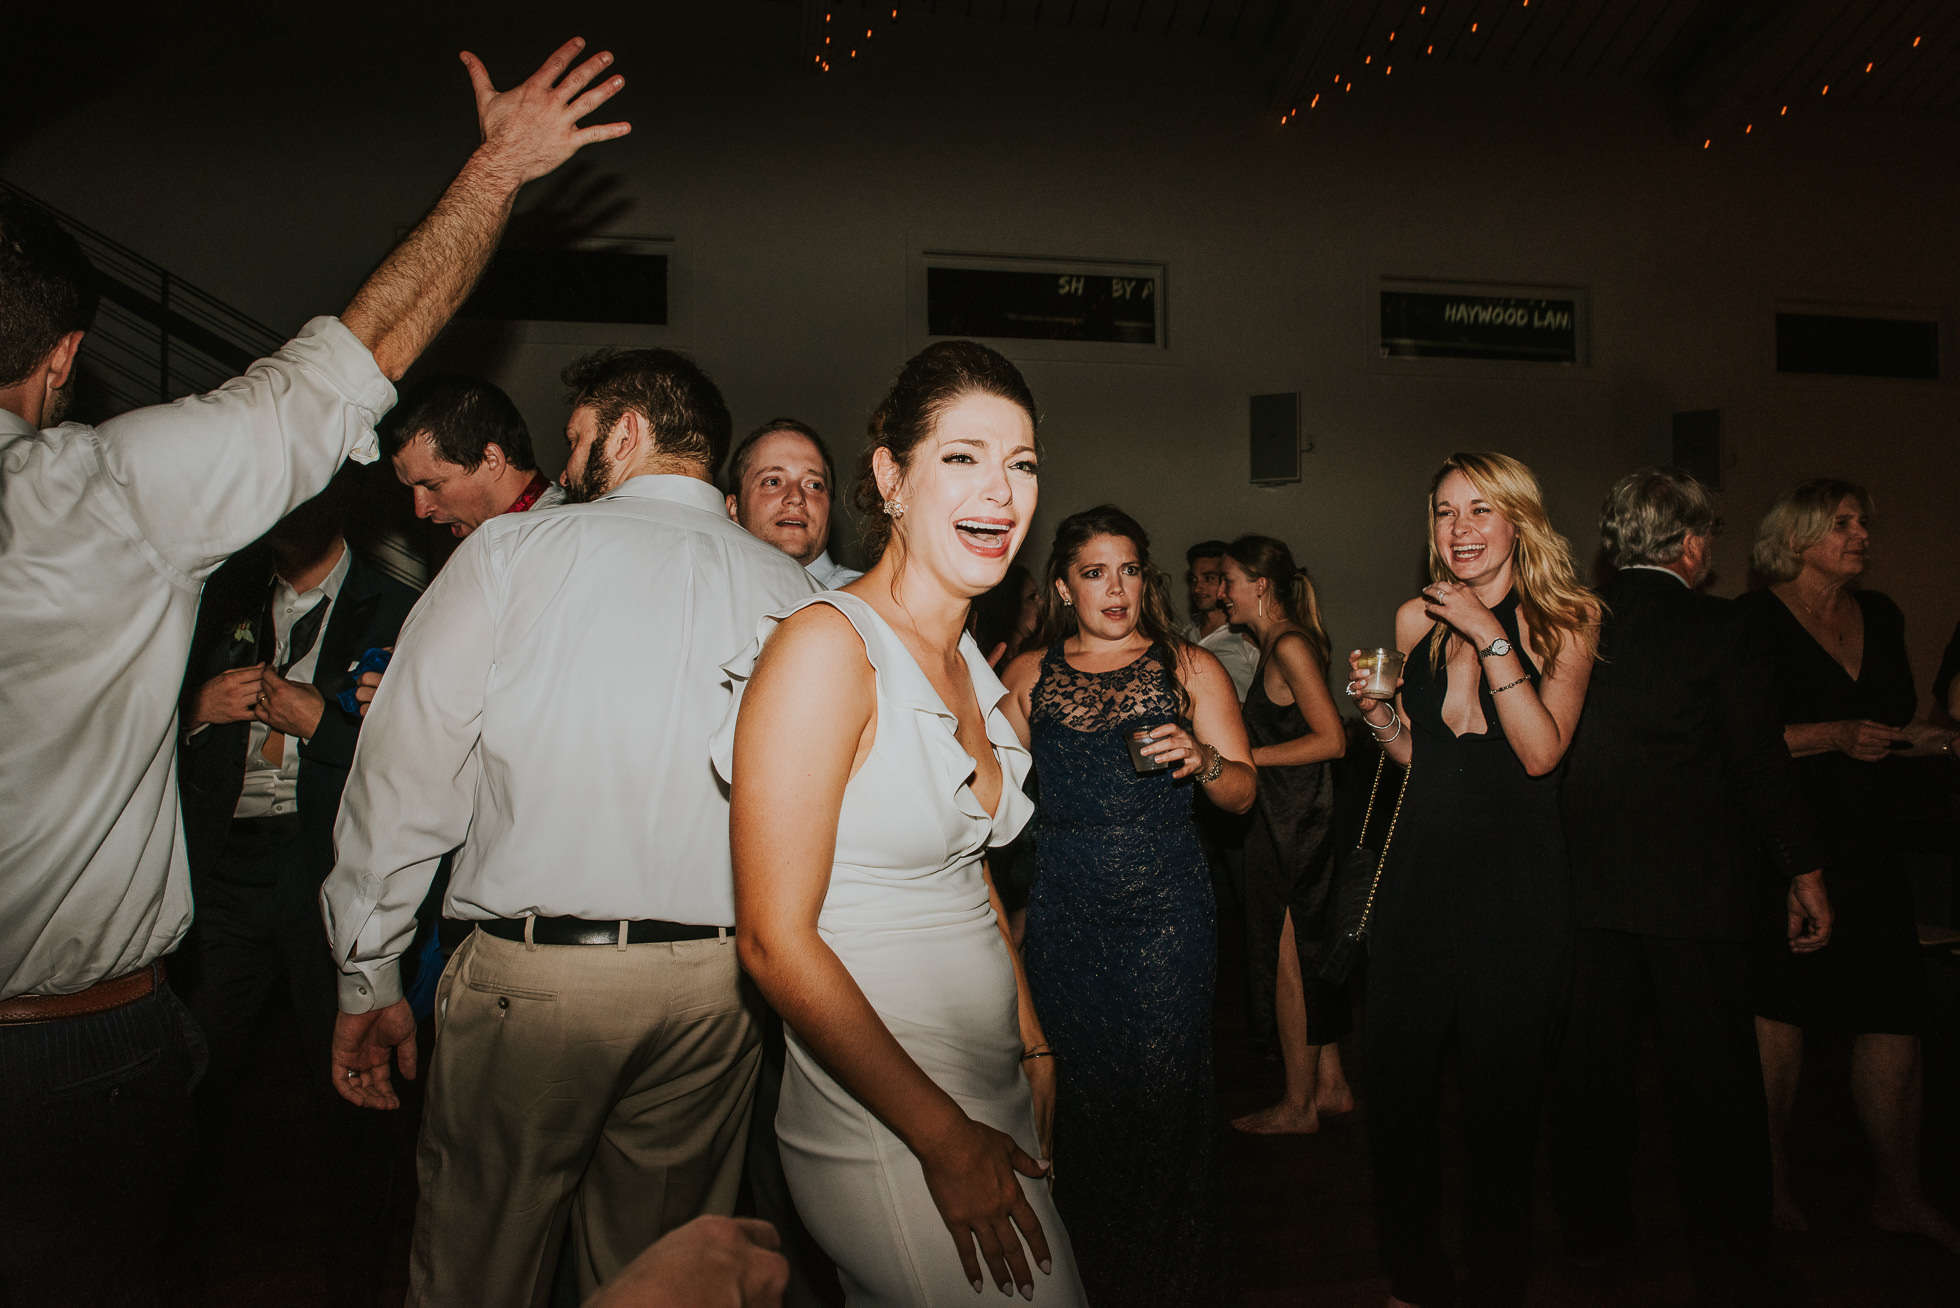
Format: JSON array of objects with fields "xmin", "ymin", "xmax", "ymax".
[
  {"xmin": 178, "ymin": 542, "xmax": 420, "ymax": 884},
  {"xmin": 1560, "ymin": 567, "xmax": 1822, "ymax": 940}
]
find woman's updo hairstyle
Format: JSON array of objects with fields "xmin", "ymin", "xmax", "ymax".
[
  {"xmin": 853, "ymin": 340, "xmax": 1039, "ymax": 560},
  {"xmin": 1223, "ymin": 534, "xmax": 1332, "ymax": 672}
]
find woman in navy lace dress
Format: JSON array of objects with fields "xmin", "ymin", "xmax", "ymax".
[{"xmin": 1001, "ymin": 505, "xmax": 1256, "ymax": 1306}]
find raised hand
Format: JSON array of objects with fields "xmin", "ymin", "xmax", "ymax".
[
  {"xmin": 1419, "ymin": 581, "xmax": 1503, "ymax": 647},
  {"xmin": 461, "ymin": 38, "xmax": 632, "ymax": 187},
  {"xmin": 919, "ymin": 1116, "xmax": 1054, "ymax": 1299}
]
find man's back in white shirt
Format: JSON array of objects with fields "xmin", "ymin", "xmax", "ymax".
[{"xmin": 324, "ymin": 474, "xmax": 819, "ymax": 1010}]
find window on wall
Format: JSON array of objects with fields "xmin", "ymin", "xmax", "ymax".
[
  {"xmin": 1775, "ymin": 312, "xmax": 1940, "ymax": 380},
  {"xmin": 460, "ymin": 239, "xmax": 671, "ymax": 325},
  {"xmin": 922, "ymin": 255, "xmax": 1165, "ymax": 347}
]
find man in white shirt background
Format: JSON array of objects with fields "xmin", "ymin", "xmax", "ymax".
[
  {"xmin": 725, "ymin": 417, "xmax": 862, "ymax": 589},
  {"xmin": 0, "ymin": 38, "xmax": 629, "ymax": 1305},
  {"xmin": 388, "ymin": 373, "xmax": 567, "ymax": 542},
  {"xmin": 1183, "ymin": 539, "xmax": 1261, "ymax": 702},
  {"xmin": 322, "ymin": 347, "xmax": 816, "ymax": 1307}
]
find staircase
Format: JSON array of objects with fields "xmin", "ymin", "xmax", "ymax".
[{"xmin": 1, "ymin": 179, "xmax": 286, "ymax": 422}]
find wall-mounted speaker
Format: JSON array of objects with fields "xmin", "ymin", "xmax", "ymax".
[
  {"xmin": 1671, "ymin": 409, "xmax": 1722, "ymax": 490},
  {"xmin": 1250, "ymin": 393, "xmax": 1300, "ymax": 485}
]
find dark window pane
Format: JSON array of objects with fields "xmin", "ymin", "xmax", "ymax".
[
  {"xmin": 461, "ymin": 249, "xmax": 667, "ymax": 325},
  {"xmin": 926, "ymin": 267, "xmax": 1157, "ymax": 344},
  {"xmin": 1775, "ymin": 313, "xmax": 1938, "ymax": 379}
]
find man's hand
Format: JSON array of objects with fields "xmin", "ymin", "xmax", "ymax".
[
  {"xmin": 254, "ymin": 665, "xmax": 327, "ymax": 740},
  {"xmin": 463, "ymin": 38, "xmax": 631, "ymax": 187},
  {"xmin": 331, "ymin": 1000, "xmax": 419, "ymax": 1110},
  {"xmin": 583, "ymin": 1216, "xmax": 788, "ymax": 1308},
  {"xmin": 354, "ymin": 669, "xmax": 384, "ymax": 718},
  {"xmin": 191, "ymin": 665, "xmax": 265, "ymax": 729},
  {"xmin": 1787, "ymin": 871, "xmax": 1832, "ymax": 953},
  {"xmin": 341, "ymin": 40, "xmax": 632, "ymax": 381},
  {"xmin": 1834, "ymin": 718, "xmax": 1911, "ymax": 763}
]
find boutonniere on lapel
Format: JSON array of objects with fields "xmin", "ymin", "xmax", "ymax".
[{"xmin": 229, "ymin": 618, "xmax": 257, "ymax": 653}]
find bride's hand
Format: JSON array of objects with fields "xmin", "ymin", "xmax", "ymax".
[{"xmin": 918, "ymin": 1116, "xmax": 1053, "ymax": 1298}]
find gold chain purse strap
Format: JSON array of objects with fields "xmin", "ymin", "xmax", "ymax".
[{"xmin": 1353, "ymin": 755, "xmax": 1412, "ymax": 940}]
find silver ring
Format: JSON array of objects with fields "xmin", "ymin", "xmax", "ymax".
[{"xmin": 346, "ymin": 1069, "xmax": 358, "ymax": 1079}]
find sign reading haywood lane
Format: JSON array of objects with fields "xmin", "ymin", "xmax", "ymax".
[
  {"xmin": 927, "ymin": 265, "xmax": 1159, "ymax": 345},
  {"xmin": 1380, "ymin": 289, "xmax": 1579, "ymax": 363}
]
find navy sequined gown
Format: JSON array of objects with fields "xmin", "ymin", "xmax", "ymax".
[{"xmin": 1022, "ymin": 641, "xmax": 1229, "ymax": 1306}]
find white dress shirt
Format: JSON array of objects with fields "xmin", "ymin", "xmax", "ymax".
[
  {"xmin": 1186, "ymin": 619, "xmax": 1262, "ymax": 702},
  {"xmin": 0, "ymin": 317, "xmax": 392, "ymax": 998},
  {"xmin": 234, "ymin": 543, "xmax": 352, "ymax": 818},
  {"xmin": 805, "ymin": 550, "xmax": 863, "ymax": 589},
  {"xmin": 322, "ymin": 474, "xmax": 819, "ymax": 1013},
  {"xmin": 1621, "ymin": 563, "xmax": 1691, "ymax": 587}
]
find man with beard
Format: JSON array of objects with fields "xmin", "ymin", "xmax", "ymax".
[
  {"xmin": 321, "ymin": 348, "xmax": 816, "ymax": 1307},
  {"xmin": 724, "ymin": 418, "xmax": 860, "ymax": 589},
  {"xmin": 0, "ymin": 38, "xmax": 631, "ymax": 1304}
]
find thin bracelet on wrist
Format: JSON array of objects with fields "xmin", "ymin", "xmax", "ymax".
[
  {"xmin": 1490, "ymin": 675, "xmax": 1528, "ymax": 695},
  {"xmin": 1021, "ymin": 1046, "xmax": 1055, "ymax": 1062},
  {"xmin": 1369, "ymin": 711, "xmax": 1403, "ymax": 744}
]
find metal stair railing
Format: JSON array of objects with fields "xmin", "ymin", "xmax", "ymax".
[{"xmin": 1, "ymin": 178, "xmax": 288, "ymax": 420}]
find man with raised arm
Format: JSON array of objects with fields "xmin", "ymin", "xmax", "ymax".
[{"xmin": 0, "ymin": 39, "xmax": 628, "ymax": 1305}]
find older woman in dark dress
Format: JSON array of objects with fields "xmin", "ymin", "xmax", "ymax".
[{"xmin": 1740, "ymin": 478, "xmax": 1960, "ymax": 1252}]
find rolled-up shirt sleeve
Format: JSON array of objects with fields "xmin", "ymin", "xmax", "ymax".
[
  {"xmin": 322, "ymin": 530, "xmax": 500, "ymax": 1013},
  {"xmin": 99, "ymin": 316, "xmax": 393, "ymax": 585}
]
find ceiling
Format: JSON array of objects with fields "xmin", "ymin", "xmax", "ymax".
[{"xmin": 793, "ymin": 1, "xmax": 1960, "ymax": 135}]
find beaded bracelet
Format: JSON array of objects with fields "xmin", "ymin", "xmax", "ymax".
[{"xmin": 1490, "ymin": 675, "xmax": 1528, "ymax": 694}]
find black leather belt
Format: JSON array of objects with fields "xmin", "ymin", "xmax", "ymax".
[{"xmin": 477, "ymin": 917, "xmax": 728, "ymax": 946}]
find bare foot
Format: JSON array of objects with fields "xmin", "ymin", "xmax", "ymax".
[
  {"xmin": 1316, "ymin": 1079, "xmax": 1356, "ymax": 1119},
  {"xmin": 1873, "ymin": 1200, "xmax": 1960, "ymax": 1254},
  {"xmin": 1771, "ymin": 1190, "xmax": 1809, "ymax": 1231},
  {"xmin": 1232, "ymin": 1102, "xmax": 1321, "ymax": 1135}
]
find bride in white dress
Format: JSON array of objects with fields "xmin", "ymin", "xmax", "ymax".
[{"xmin": 712, "ymin": 341, "xmax": 1086, "ymax": 1306}]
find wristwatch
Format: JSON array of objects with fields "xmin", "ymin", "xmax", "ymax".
[{"xmin": 1476, "ymin": 636, "xmax": 1513, "ymax": 660}]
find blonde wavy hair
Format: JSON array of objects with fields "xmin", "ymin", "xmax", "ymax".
[{"xmin": 1426, "ymin": 451, "xmax": 1597, "ymax": 675}]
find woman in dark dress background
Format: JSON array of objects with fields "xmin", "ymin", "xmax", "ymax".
[
  {"xmin": 1215, "ymin": 534, "xmax": 1352, "ymax": 1135},
  {"xmin": 1739, "ymin": 478, "xmax": 1960, "ymax": 1252},
  {"xmin": 1001, "ymin": 505, "xmax": 1255, "ymax": 1306},
  {"xmin": 1346, "ymin": 452, "xmax": 1598, "ymax": 1308}
]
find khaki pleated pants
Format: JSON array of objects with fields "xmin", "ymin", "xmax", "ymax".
[{"xmin": 406, "ymin": 926, "xmax": 761, "ymax": 1308}]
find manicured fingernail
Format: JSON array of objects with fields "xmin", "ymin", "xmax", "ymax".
[
  {"xmin": 1019, "ymin": 1283, "xmax": 1033, "ymax": 1300},
  {"xmin": 998, "ymin": 1281, "xmax": 1012, "ymax": 1296},
  {"xmin": 1039, "ymin": 1259, "xmax": 1052, "ymax": 1275},
  {"xmin": 971, "ymin": 1279, "xmax": 983, "ymax": 1293}
]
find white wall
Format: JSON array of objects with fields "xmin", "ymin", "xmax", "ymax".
[{"xmin": 10, "ymin": 2, "xmax": 1959, "ymax": 690}]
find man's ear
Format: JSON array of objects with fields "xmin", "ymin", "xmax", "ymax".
[
  {"xmin": 480, "ymin": 442, "xmax": 507, "ymax": 475},
  {"xmin": 45, "ymin": 330, "xmax": 84, "ymax": 391},
  {"xmin": 725, "ymin": 492, "xmax": 741, "ymax": 522},
  {"xmin": 610, "ymin": 410, "xmax": 648, "ymax": 469}
]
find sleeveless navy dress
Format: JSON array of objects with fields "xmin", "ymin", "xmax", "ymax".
[
  {"xmin": 1022, "ymin": 641, "xmax": 1230, "ymax": 1306},
  {"xmin": 1366, "ymin": 593, "xmax": 1573, "ymax": 1308}
]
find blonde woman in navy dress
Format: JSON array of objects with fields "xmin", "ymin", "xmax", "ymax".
[{"xmin": 715, "ymin": 342, "xmax": 1086, "ymax": 1306}]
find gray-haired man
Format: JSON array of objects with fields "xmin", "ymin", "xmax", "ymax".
[{"xmin": 1552, "ymin": 467, "xmax": 1831, "ymax": 1303}]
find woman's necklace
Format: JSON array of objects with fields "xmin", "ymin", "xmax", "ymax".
[{"xmin": 1790, "ymin": 585, "xmax": 1849, "ymax": 646}]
